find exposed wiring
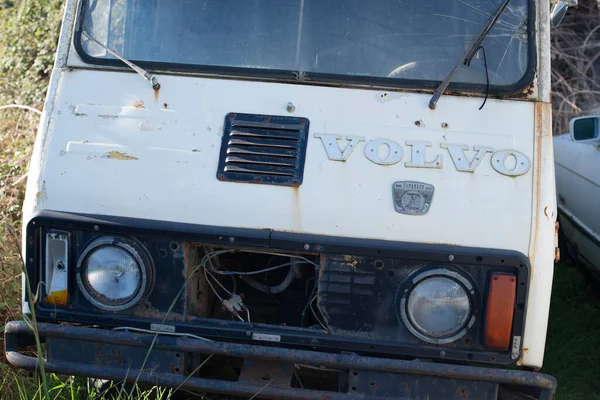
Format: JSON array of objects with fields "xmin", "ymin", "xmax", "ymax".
[
  {"xmin": 208, "ymin": 260, "xmax": 312, "ymax": 276},
  {"xmin": 113, "ymin": 326, "xmax": 212, "ymax": 341},
  {"xmin": 240, "ymin": 259, "xmax": 300, "ymax": 294},
  {"xmin": 205, "ymin": 246, "xmax": 237, "ymax": 294},
  {"xmin": 206, "ymin": 269, "xmax": 233, "ymax": 297},
  {"xmin": 204, "ymin": 267, "xmax": 224, "ymax": 302},
  {"xmin": 201, "ymin": 248, "xmax": 318, "ymax": 324},
  {"xmin": 310, "ymin": 295, "xmax": 328, "ymax": 330},
  {"xmin": 232, "ymin": 249, "xmax": 319, "ymax": 268},
  {"xmin": 304, "ymin": 276, "xmax": 316, "ymax": 295},
  {"xmin": 301, "ymin": 279, "xmax": 318, "ymax": 326}
]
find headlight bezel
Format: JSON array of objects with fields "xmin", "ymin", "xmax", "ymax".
[
  {"xmin": 398, "ymin": 267, "xmax": 478, "ymax": 345},
  {"xmin": 76, "ymin": 236, "xmax": 154, "ymax": 311}
]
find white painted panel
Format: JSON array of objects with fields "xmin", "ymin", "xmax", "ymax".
[{"xmin": 30, "ymin": 69, "xmax": 535, "ymax": 253}]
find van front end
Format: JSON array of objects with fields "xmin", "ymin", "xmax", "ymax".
[{"xmin": 5, "ymin": 0, "xmax": 558, "ymax": 399}]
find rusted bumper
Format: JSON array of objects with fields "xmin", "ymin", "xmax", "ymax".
[{"xmin": 5, "ymin": 321, "xmax": 556, "ymax": 400}]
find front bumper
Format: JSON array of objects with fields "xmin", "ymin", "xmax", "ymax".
[{"xmin": 5, "ymin": 321, "xmax": 556, "ymax": 400}]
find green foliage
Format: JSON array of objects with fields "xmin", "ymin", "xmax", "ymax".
[
  {"xmin": 0, "ymin": 0, "xmax": 63, "ymax": 106},
  {"xmin": 542, "ymin": 262, "xmax": 600, "ymax": 399}
]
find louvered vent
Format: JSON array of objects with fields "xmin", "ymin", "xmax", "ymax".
[{"xmin": 217, "ymin": 113, "xmax": 310, "ymax": 187}]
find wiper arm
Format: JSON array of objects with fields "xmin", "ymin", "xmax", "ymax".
[
  {"xmin": 82, "ymin": 29, "xmax": 161, "ymax": 91},
  {"xmin": 428, "ymin": 0, "xmax": 510, "ymax": 110}
]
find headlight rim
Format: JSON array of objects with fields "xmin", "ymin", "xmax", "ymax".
[
  {"xmin": 76, "ymin": 236, "xmax": 153, "ymax": 311},
  {"xmin": 398, "ymin": 267, "xmax": 476, "ymax": 345}
]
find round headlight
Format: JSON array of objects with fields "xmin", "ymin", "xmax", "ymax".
[
  {"xmin": 77, "ymin": 236, "xmax": 153, "ymax": 311},
  {"xmin": 399, "ymin": 268, "xmax": 474, "ymax": 344}
]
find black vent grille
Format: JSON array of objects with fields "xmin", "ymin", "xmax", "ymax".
[{"xmin": 217, "ymin": 113, "xmax": 310, "ymax": 187}]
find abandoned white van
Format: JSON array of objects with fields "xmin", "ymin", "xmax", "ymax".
[{"xmin": 6, "ymin": 0, "xmax": 565, "ymax": 398}]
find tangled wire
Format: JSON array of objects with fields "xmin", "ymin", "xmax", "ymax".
[{"xmin": 551, "ymin": 1, "xmax": 600, "ymax": 134}]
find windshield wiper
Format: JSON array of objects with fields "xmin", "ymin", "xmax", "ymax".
[
  {"xmin": 82, "ymin": 29, "xmax": 161, "ymax": 91},
  {"xmin": 428, "ymin": 0, "xmax": 510, "ymax": 110}
]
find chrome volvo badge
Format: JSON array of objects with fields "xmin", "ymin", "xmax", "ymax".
[{"xmin": 392, "ymin": 181, "xmax": 434, "ymax": 215}]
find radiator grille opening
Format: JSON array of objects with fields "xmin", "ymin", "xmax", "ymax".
[{"xmin": 217, "ymin": 113, "xmax": 310, "ymax": 186}]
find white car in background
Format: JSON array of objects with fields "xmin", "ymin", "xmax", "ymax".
[{"xmin": 554, "ymin": 116, "xmax": 600, "ymax": 274}]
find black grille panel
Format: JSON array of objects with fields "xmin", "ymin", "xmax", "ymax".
[{"xmin": 217, "ymin": 113, "xmax": 310, "ymax": 186}]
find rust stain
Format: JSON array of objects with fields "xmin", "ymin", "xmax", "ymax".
[
  {"xmin": 529, "ymin": 102, "xmax": 549, "ymax": 271},
  {"xmin": 132, "ymin": 303, "xmax": 183, "ymax": 321},
  {"xmin": 513, "ymin": 83, "xmax": 535, "ymax": 99},
  {"xmin": 163, "ymin": 102, "xmax": 168, "ymax": 109},
  {"xmin": 133, "ymin": 100, "xmax": 145, "ymax": 109},
  {"xmin": 104, "ymin": 151, "xmax": 138, "ymax": 161},
  {"xmin": 183, "ymin": 244, "xmax": 211, "ymax": 318},
  {"xmin": 554, "ymin": 221, "xmax": 561, "ymax": 262},
  {"xmin": 154, "ymin": 87, "xmax": 160, "ymax": 102},
  {"xmin": 344, "ymin": 255, "xmax": 358, "ymax": 269}
]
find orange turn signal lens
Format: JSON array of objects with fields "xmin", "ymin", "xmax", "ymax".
[{"xmin": 485, "ymin": 274, "xmax": 516, "ymax": 351}]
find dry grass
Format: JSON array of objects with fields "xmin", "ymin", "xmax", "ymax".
[
  {"xmin": 551, "ymin": 1, "xmax": 600, "ymax": 134},
  {"xmin": 0, "ymin": 107, "xmax": 40, "ymax": 399}
]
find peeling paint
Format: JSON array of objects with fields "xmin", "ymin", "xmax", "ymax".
[
  {"xmin": 35, "ymin": 180, "xmax": 48, "ymax": 207},
  {"xmin": 104, "ymin": 151, "xmax": 138, "ymax": 161}
]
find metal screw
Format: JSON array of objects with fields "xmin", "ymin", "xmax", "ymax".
[
  {"xmin": 441, "ymin": 122, "xmax": 449, "ymax": 129},
  {"xmin": 93, "ymin": 225, "xmax": 99, "ymax": 231},
  {"xmin": 246, "ymin": 331, "xmax": 252, "ymax": 337},
  {"xmin": 286, "ymin": 102, "xmax": 296, "ymax": 113},
  {"xmin": 304, "ymin": 244, "xmax": 310, "ymax": 250},
  {"xmin": 440, "ymin": 351, "xmax": 446, "ymax": 357},
  {"xmin": 229, "ymin": 237, "xmax": 235, "ymax": 244},
  {"xmin": 448, "ymin": 255, "xmax": 455, "ymax": 262},
  {"xmin": 56, "ymin": 261, "xmax": 65, "ymax": 271}
]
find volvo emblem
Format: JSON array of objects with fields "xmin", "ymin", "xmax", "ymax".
[{"xmin": 392, "ymin": 181, "xmax": 434, "ymax": 215}]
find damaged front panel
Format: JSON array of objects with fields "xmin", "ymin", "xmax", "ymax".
[{"xmin": 27, "ymin": 212, "xmax": 529, "ymax": 368}]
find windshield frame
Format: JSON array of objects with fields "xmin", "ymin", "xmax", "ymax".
[{"xmin": 73, "ymin": 0, "xmax": 537, "ymax": 97}]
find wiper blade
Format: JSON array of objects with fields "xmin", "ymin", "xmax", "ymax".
[
  {"xmin": 82, "ymin": 29, "xmax": 161, "ymax": 91},
  {"xmin": 428, "ymin": 0, "xmax": 510, "ymax": 110}
]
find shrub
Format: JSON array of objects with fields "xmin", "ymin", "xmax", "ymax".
[{"xmin": 0, "ymin": 0, "xmax": 63, "ymax": 106}]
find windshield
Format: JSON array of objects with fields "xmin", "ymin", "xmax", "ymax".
[{"xmin": 78, "ymin": 0, "xmax": 532, "ymax": 92}]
